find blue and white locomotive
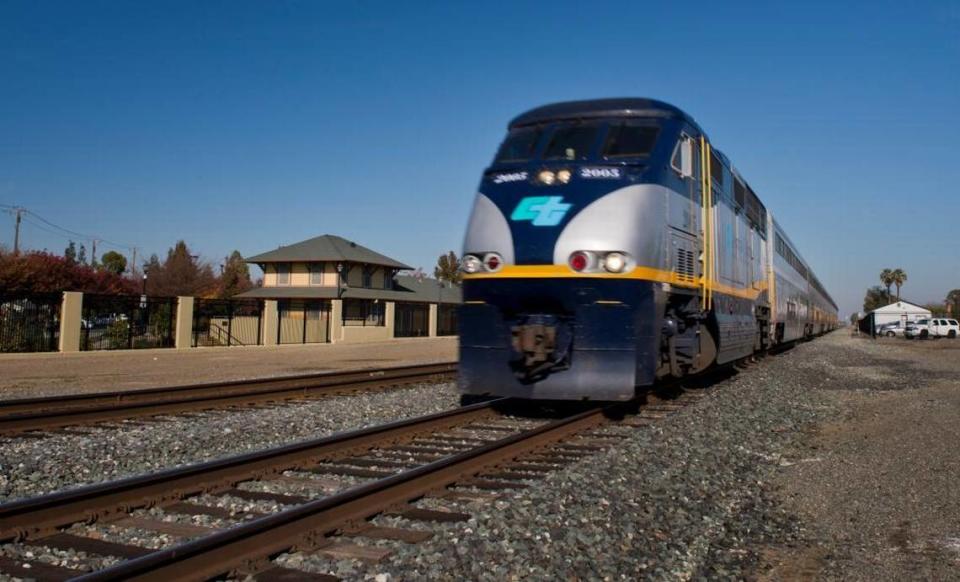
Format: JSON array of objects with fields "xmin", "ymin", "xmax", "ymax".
[{"xmin": 458, "ymin": 98, "xmax": 837, "ymax": 402}]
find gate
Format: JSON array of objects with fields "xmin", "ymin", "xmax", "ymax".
[
  {"xmin": 278, "ymin": 300, "xmax": 330, "ymax": 344},
  {"xmin": 0, "ymin": 293, "xmax": 61, "ymax": 353},
  {"xmin": 437, "ymin": 304, "xmax": 458, "ymax": 336},
  {"xmin": 81, "ymin": 294, "xmax": 176, "ymax": 351},
  {"xmin": 193, "ymin": 299, "xmax": 263, "ymax": 347},
  {"xmin": 394, "ymin": 302, "xmax": 429, "ymax": 338}
]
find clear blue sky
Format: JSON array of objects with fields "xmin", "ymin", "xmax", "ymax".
[{"xmin": 1, "ymin": 1, "xmax": 958, "ymax": 317}]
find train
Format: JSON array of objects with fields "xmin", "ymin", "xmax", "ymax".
[{"xmin": 457, "ymin": 98, "xmax": 838, "ymax": 402}]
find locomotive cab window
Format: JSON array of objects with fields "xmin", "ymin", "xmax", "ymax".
[
  {"xmin": 602, "ymin": 124, "xmax": 659, "ymax": 158},
  {"xmin": 494, "ymin": 127, "xmax": 542, "ymax": 163},
  {"xmin": 543, "ymin": 123, "xmax": 599, "ymax": 160}
]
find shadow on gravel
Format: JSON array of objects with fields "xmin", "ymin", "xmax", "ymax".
[{"xmin": 488, "ymin": 365, "xmax": 743, "ymax": 421}]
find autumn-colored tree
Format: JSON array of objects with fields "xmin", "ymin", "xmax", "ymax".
[
  {"xmin": 145, "ymin": 241, "xmax": 217, "ymax": 297},
  {"xmin": 217, "ymin": 250, "xmax": 253, "ymax": 298},
  {"xmin": 0, "ymin": 249, "xmax": 138, "ymax": 294}
]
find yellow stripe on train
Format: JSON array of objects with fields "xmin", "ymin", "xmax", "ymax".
[{"xmin": 463, "ymin": 265, "xmax": 766, "ymax": 301}]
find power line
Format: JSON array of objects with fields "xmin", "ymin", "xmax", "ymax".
[{"xmin": 2, "ymin": 203, "xmax": 139, "ymax": 258}]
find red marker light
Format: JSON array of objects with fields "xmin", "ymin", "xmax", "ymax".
[
  {"xmin": 482, "ymin": 253, "xmax": 503, "ymax": 272},
  {"xmin": 569, "ymin": 251, "xmax": 589, "ymax": 272}
]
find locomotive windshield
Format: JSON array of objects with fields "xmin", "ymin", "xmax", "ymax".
[
  {"xmin": 602, "ymin": 124, "xmax": 659, "ymax": 158},
  {"xmin": 494, "ymin": 127, "xmax": 542, "ymax": 162},
  {"xmin": 543, "ymin": 123, "xmax": 599, "ymax": 160}
]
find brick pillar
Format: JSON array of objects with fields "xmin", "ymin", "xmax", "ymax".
[
  {"xmin": 428, "ymin": 303, "xmax": 438, "ymax": 337},
  {"xmin": 262, "ymin": 300, "xmax": 278, "ymax": 345},
  {"xmin": 175, "ymin": 296, "xmax": 194, "ymax": 349},
  {"xmin": 329, "ymin": 299, "xmax": 343, "ymax": 343},
  {"xmin": 59, "ymin": 291, "xmax": 83, "ymax": 352}
]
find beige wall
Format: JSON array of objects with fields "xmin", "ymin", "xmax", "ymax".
[
  {"xmin": 341, "ymin": 325, "xmax": 391, "ymax": 343},
  {"xmin": 262, "ymin": 262, "xmax": 387, "ymax": 288}
]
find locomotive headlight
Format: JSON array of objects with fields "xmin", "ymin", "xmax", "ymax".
[
  {"xmin": 537, "ymin": 170, "xmax": 556, "ymax": 185},
  {"xmin": 603, "ymin": 252, "xmax": 628, "ymax": 273},
  {"xmin": 556, "ymin": 169, "xmax": 572, "ymax": 184},
  {"xmin": 462, "ymin": 254, "xmax": 482, "ymax": 274},
  {"xmin": 482, "ymin": 252, "xmax": 503, "ymax": 272}
]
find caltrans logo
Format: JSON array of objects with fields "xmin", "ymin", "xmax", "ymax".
[{"xmin": 510, "ymin": 196, "xmax": 572, "ymax": 227}]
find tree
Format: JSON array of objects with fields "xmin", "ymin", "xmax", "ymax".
[
  {"xmin": 77, "ymin": 244, "xmax": 87, "ymax": 265},
  {"xmin": 64, "ymin": 241, "xmax": 77, "ymax": 264},
  {"xmin": 100, "ymin": 250, "xmax": 127, "ymax": 275},
  {"xmin": 891, "ymin": 268, "xmax": 907, "ymax": 301},
  {"xmin": 863, "ymin": 286, "xmax": 888, "ymax": 312},
  {"xmin": 434, "ymin": 251, "xmax": 462, "ymax": 285},
  {"xmin": 217, "ymin": 250, "xmax": 253, "ymax": 298},
  {"xmin": 879, "ymin": 268, "xmax": 894, "ymax": 303},
  {"xmin": 146, "ymin": 241, "xmax": 216, "ymax": 297},
  {"xmin": 0, "ymin": 250, "xmax": 138, "ymax": 294},
  {"xmin": 946, "ymin": 289, "xmax": 960, "ymax": 317}
]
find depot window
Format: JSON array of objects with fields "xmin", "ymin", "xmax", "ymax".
[
  {"xmin": 602, "ymin": 124, "xmax": 659, "ymax": 158},
  {"xmin": 276, "ymin": 264, "xmax": 290, "ymax": 286},
  {"xmin": 543, "ymin": 123, "xmax": 599, "ymax": 160},
  {"xmin": 342, "ymin": 299, "xmax": 385, "ymax": 327},
  {"xmin": 494, "ymin": 127, "xmax": 542, "ymax": 163}
]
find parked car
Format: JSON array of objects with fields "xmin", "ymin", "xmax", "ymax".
[
  {"xmin": 877, "ymin": 321, "xmax": 911, "ymax": 337},
  {"xmin": 906, "ymin": 318, "xmax": 959, "ymax": 339}
]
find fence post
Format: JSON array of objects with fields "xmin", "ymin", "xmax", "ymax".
[
  {"xmin": 385, "ymin": 301, "xmax": 395, "ymax": 339},
  {"xmin": 175, "ymin": 297, "xmax": 194, "ymax": 349},
  {"xmin": 329, "ymin": 299, "xmax": 343, "ymax": 343},
  {"xmin": 59, "ymin": 292, "xmax": 83, "ymax": 352},
  {"xmin": 428, "ymin": 303, "xmax": 438, "ymax": 338},
  {"xmin": 262, "ymin": 300, "xmax": 278, "ymax": 346}
]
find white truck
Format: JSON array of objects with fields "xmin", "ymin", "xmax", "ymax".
[{"xmin": 905, "ymin": 318, "xmax": 959, "ymax": 339}]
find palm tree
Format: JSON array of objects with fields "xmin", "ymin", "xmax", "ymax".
[
  {"xmin": 434, "ymin": 251, "xmax": 462, "ymax": 285},
  {"xmin": 879, "ymin": 268, "xmax": 894, "ymax": 303},
  {"xmin": 891, "ymin": 268, "xmax": 907, "ymax": 301}
]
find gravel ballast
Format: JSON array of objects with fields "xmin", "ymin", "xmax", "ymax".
[
  {"xmin": 301, "ymin": 331, "xmax": 959, "ymax": 580},
  {"xmin": 0, "ymin": 382, "xmax": 459, "ymax": 502},
  {"xmin": 3, "ymin": 331, "xmax": 958, "ymax": 580}
]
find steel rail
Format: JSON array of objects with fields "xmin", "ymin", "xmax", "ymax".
[
  {"xmin": 0, "ymin": 400, "xmax": 496, "ymax": 541},
  {"xmin": 0, "ymin": 362, "xmax": 457, "ymax": 435},
  {"xmin": 74, "ymin": 404, "xmax": 611, "ymax": 582}
]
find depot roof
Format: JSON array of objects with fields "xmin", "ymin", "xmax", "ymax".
[{"xmin": 245, "ymin": 234, "xmax": 412, "ymax": 270}]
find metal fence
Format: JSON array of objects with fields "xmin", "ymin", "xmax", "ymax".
[
  {"xmin": 437, "ymin": 304, "xmax": 458, "ymax": 336},
  {"xmin": 192, "ymin": 298, "xmax": 263, "ymax": 347},
  {"xmin": 394, "ymin": 302, "xmax": 429, "ymax": 338},
  {"xmin": 0, "ymin": 293, "xmax": 62, "ymax": 353},
  {"xmin": 81, "ymin": 293, "xmax": 176, "ymax": 351}
]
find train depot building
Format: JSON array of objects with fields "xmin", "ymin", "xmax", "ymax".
[{"xmin": 236, "ymin": 234, "xmax": 460, "ymax": 344}]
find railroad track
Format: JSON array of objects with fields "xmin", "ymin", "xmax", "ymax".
[
  {"xmin": 0, "ymin": 362, "xmax": 457, "ymax": 437},
  {"xmin": 0, "ymin": 387, "xmax": 708, "ymax": 581}
]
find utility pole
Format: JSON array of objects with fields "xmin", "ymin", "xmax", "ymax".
[
  {"xmin": 12, "ymin": 207, "xmax": 24, "ymax": 254},
  {"xmin": 91, "ymin": 239, "xmax": 98, "ymax": 266},
  {"xmin": 131, "ymin": 247, "xmax": 138, "ymax": 275}
]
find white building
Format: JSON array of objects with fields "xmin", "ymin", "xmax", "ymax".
[{"xmin": 864, "ymin": 300, "xmax": 931, "ymax": 330}]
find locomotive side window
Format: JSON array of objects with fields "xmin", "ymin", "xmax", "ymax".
[
  {"xmin": 602, "ymin": 124, "xmax": 659, "ymax": 158},
  {"xmin": 710, "ymin": 150, "xmax": 724, "ymax": 186},
  {"xmin": 543, "ymin": 123, "xmax": 599, "ymax": 160},
  {"xmin": 494, "ymin": 127, "xmax": 542, "ymax": 163}
]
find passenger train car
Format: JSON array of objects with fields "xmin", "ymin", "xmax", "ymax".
[{"xmin": 458, "ymin": 98, "xmax": 837, "ymax": 402}]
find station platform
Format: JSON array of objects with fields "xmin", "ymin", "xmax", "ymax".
[{"xmin": 0, "ymin": 337, "xmax": 457, "ymax": 399}]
